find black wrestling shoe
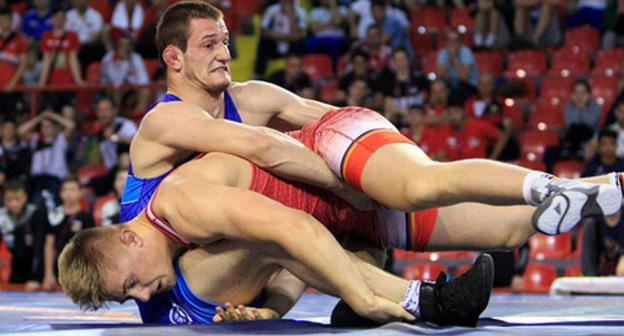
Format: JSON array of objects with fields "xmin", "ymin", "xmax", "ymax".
[
  {"xmin": 330, "ymin": 299, "xmax": 382, "ymax": 328},
  {"xmin": 418, "ymin": 253, "xmax": 494, "ymax": 327}
]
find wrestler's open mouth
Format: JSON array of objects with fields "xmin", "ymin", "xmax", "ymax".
[{"xmin": 212, "ymin": 66, "xmax": 229, "ymax": 73}]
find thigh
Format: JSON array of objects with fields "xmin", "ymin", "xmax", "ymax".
[{"xmin": 426, "ymin": 203, "xmax": 534, "ymax": 251}]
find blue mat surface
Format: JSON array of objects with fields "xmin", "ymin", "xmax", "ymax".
[{"xmin": 1, "ymin": 292, "xmax": 624, "ymax": 335}]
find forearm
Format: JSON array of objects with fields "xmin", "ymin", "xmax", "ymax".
[
  {"xmin": 273, "ymin": 214, "xmax": 377, "ymax": 312},
  {"xmin": 38, "ymin": 56, "xmax": 51, "ymax": 86},
  {"xmin": 255, "ymin": 127, "xmax": 341, "ymax": 190},
  {"xmin": 69, "ymin": 53, "xmax": 83, "ymax": 84}
]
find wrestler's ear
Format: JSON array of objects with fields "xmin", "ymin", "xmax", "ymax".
[
  {"xmin": 119, "ymin": 229, "xmax": 143, "ymax": 247},
  {"xmin": 163, "ymin": 45, "xmax": 183, "ymax": 72}
]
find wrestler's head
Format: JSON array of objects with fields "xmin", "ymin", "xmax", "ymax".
[
  {"xmin": 58, "ymin": 225, "xmax": 176, "ymax": 310},
  {"xmin": 157, "ymin": 0, "xmax": 231, "ymax": 92}
]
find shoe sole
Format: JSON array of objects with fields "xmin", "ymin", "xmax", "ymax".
[{"xmin": 532, "ymin": 185, "xmax": 622, "ymax": 235}]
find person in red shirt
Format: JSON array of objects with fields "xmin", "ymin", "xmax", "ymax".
[
  {"xmin": 0, "ymin": 7, "xmax": 28, "ymax": 114},
  {"xmin": 463, "ymin": 72, "xmax": 514, "ymax": 160},
  {"xmin": 443, "ymin": 102, "xmax": 501, "ymax": 161},
  {"xmin": 424, "ymin": 79, "xmax": 450, "ymax": 127},
  {"xmin": 37, "ymin": 6, "xmax": 84, "ymax": 111},
  {"xmin": 401, "ymin": 104, "xmax": 449, "ymax": 161}
]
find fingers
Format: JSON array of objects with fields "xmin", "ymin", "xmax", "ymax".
[{"xmin": 215, "ymin": 303, "xmax": 259, "ymax": 322}]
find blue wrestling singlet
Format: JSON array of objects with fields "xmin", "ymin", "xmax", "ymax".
[
  {"xmin": 138, "ymin": 259, "xmax": 264, "ymax": 325},
  {"xmin": 137, "ymin": 259, "xmax": 219, "ymax": 324},
  {"xmin": 119, "ymin": 91, "xmax": 243, "ymax": 222}
]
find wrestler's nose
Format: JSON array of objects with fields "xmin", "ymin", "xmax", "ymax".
[
  {"xmin": 217, "ymin": 42, "xmax": 231, "ymax": 63},
  {"xmin": 128, "ymin": 286, "xmax": 151, "ymax": 302}
]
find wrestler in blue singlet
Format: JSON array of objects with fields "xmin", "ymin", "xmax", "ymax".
[
  {"xmin": 119, "ymin": 91, "xmax": 242, "ymax": 222},
  {"xmin": 120, "ymin": 91, "xmax": 245, "ymax": 324},
  {"xmin": 138, "ymin": 260, "xmax": 264, "ymax": 324}
]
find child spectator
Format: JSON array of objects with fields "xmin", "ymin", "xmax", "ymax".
[{"xmin": 41, "ymin": 175, "xmax": 94, "ymax": 291}]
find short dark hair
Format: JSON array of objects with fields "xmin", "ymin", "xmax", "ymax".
[
  {"xmin": 573, "ymin": 79, "xmax": 591, "ymax": 92},
  {"xmin": 4, "ymin": 179, "xmax": 25, "ymax": 193},
  {"xmin": 95, "ymin": 95, "xmax": 118, "ymax": 109},
  {"xmin": 156, "ymin": 0, "xmax": 223, "ymax": 68},
  {"xmin": 599, "ymin": 128, "xmax": 618, "ymax": 142},
  {"xmin": 62, "ymin": 174, "xmax": 81, "ymax": 187}
]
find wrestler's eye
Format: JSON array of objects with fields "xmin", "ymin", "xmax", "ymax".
[
  {"xmin": 204, "ymin": 43, "xmax": 214, "ymax": 49},
  {"xmin": 223, "ymin": 39, "xmax": 230, "ymax": 46}
]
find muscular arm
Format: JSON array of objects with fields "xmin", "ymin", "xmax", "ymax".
[
  {"xmin": 142, "ymin": 101, "xmax": 343, "ymax": 192},
  {"xmin": 235, "ymin": 81, "xmax": 336, "ymax": 128},
  {"xmin": 158, "ymin": 177, "xmax": 384, "ymax": 319}
]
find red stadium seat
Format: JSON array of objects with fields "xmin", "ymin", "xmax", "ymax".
[
  {"xmin": 592, "ymin": 49, "xmax": 624, "ymax": 77},
  {"xmin": 233, "ymin": 0, "xmax": 259, "ymax": 19},
  {"xmin": 91, "ymin": 0, "xmax": 111, "ymax": 21},
  {"xmin": 528, "ymin": 98, "xmax": 564, "ymax": 131},
  {"xmin": 505, "ymin": 50, "xmax": 547, "ymax": 78},
  {"xmin": 540, "ymin": 76, "xmax": 574, "ymax": 102},
  {"xmin": 319, "ymin": 80, "xmax": 338, "ymax": 104},
  {"xmin": 590, "ymin": 76, "xmax": 619, "ymax": 107},
  {"xmin": 411, "ymin": 32, "xmax": 435, "ymax": 55},
  {"xmin": 144, "ymin": 59, "xmax": 161, "ymax": 79},
  {"xmin": 86, "ymin": 62, "xmax": 101, "ymax": 84},
  {"xmin": 402, "ymin": 262, "xmax": 448, "ymax": 281},
  {"xmin": 420, "ymin": 51, "xmax": 438, "ymax": 79},
  {"xmin": 93, "ymin": 194, "xmax": 116, "ymax": 227},
  {"xmin": 523, "ymin": 263, "xmax": 558, "ymax": 294},
  {"xmin": 77, "ymin": 164, "xmax": 108, "ymax": 186},
  {"xmin": 475, "ymin": 51, "xmax": 503, "ymax": 76},
  {"xmin": 302, "ymin": 54, "xmax": 334, "ymax": 81},
  {"xmin": 411, "ymin": 7, "xmax": 447, "ymax": 33},
  {"xmin": 564, "ymin": 263, "xmax": 582, "ymax": 277},
  {"xmin": 529, "ymin": 232, "xmax": 572, "ymax": 260},
  {"xmin": 519, "ymin": 130, "xmax": 559, "ymax": 161},
  {"xmin": 563, "ymin": 25, "xmax": 600, "ymax": 54},
  {"xmin": 552, "ymin": 160, "xmax": 585, "ymax": 178},
  {"xmin": 548, "ymin": 48, "xmax": 590, "ymax": 77},
  {"xmin": 450, "ymin": 7, "xmax": 474, "ymax": 32}
]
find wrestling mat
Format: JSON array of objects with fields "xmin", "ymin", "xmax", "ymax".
[{"xmin": 1, "ymin": 291, "xmax": 624, "ymax": 335}]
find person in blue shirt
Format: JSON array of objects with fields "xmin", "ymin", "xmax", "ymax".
[
  {"xmin": 21, "ymin": 0, "xmax": 52, "ymax": 40},
  {"xmin": 436, "ymin": 29, "xmax": 478, "ymax": 94}
]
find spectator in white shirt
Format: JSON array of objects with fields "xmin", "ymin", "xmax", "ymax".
[
  {"xmin": 100, "ymin": 30, "xmax": 149, "ymax": 111},
  {"xmin": 109, "ymin": 0, "xmax": 144, "ymax": 43},
  {"xmin": 94, "ymin": 96, "xmax": 137, "ymax": 171},
  {"xmin": 253, "ymin": 0, "xmax": 306, "ymax": 78},
  {"xmin": 65, "ymin": 0, "xmax": 105, "ymax": 67},
  {"xmin": 17, "ymin": 110, "xmax": 74, "ymax": 207}
]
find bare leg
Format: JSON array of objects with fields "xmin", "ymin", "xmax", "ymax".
[
  {"xmin": 426, "ymin": 203, "xmax": 535, "ymax": 251},
  {"xmin": 359, "ymin": 143, "xmax": 533, "ymax": 211}
]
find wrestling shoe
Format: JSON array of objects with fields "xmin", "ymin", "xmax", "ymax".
[
  {"xmin": 532, "ymin": 182, "xmax": 622, "ymax": 235},
  {"xmin": 418, "ymin": 253, "xmax": 494, "ymax": 327}
]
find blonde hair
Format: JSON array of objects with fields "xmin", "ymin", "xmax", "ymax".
[{"xmin": 58, "ymin": 226, "xmax": 119, "ymax": 310}]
